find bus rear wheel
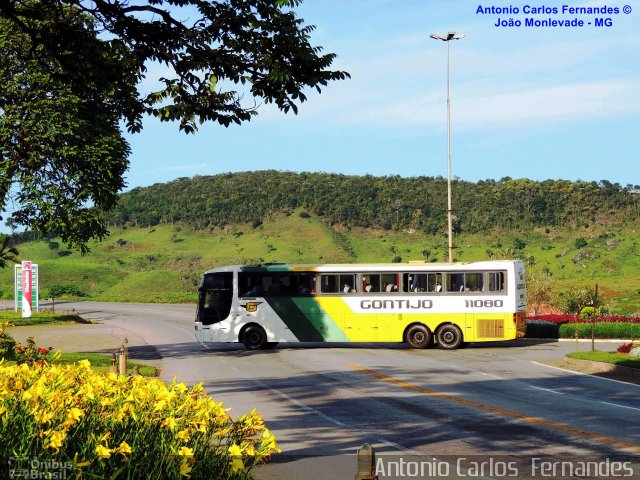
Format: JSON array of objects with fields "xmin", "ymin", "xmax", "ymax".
[
  {"xmin": 436, "ymin": 325, "xmax": 463, "ymax": 350},
  {"xmin": 242, "ymin": 325, "xmax": 267, "ymax": 350},
  {"xmin": 405, "ymin": 324, "xmax": 432, "ymax": 349}
]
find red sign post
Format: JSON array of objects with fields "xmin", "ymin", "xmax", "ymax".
[{"xmin": 22, "ymin": 261, "xmax": 32, "ymax": 318}]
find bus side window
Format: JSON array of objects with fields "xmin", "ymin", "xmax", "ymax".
[
  {"xmin": 465, "ymin": 272, "xmax": 483, "ymax": 292},
  {"xmin": 320, "ymin": 274, "xmax": 339, "ymax": 293},
  {"xmin": 298, "ymin": 274, "xmax": 315, "ymax": 295},
  {"xmin": 382, "ymin": 273, "xmax": 396, "ymax": 293},
  {"xmin": 488, "ymin": 272, "xmax": 505, "ymax": 292},
  {"xmin": 362, "ymin": 274, "xmax": 381, "ymax": 293},
  {"xmin": 340, "ymin": 274, "xmax": 357, "ymax": 293},
  {"xmin": 446, "ymin": 273, "xmax": 464, "ymax": 293}
]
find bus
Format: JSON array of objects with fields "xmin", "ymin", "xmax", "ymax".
[{"xmin": 194, "ymin": 260, "xmax": 527, "ymax": 350}]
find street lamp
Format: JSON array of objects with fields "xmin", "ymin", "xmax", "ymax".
[{"xmin": 430, "ymin": 32, "xmax": 465, "ymax": 263}]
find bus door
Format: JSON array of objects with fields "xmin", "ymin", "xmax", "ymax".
[{"xmin": 195, "ymin": 272, "xmax": 234, "ymax": 341}]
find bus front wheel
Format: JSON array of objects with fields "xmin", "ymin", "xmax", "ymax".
[
  {"xmin": 405, "ymin": 324, "xmax": 432, "ymax": 349},
  {"xmin": 242, "ymin": 325, "xmax": 267, "ymax": 350},
  {"xmin": 436, "ymin": 325, "xmax": 463, "ymax": 350}
]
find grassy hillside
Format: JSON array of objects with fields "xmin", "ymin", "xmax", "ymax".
[{"xmin": 2, "ymin": 211, "xmax": 639, "ymax": 313}]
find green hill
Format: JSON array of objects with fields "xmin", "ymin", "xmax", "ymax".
[
  {"xmin": 2, "ymin": 171, "xmax": 639, "ymax": 313},
  {"xmin": 102, "ymin": 171, "xmax": 639, "ymax": 235},
  {"xmin": 2, "ymin": 210, "xmax": 639, "ymax": 314}
]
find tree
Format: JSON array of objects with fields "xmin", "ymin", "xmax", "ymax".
[
  {"xmin": 0, "ymin": 0, "xmax": 348, "ymax": 252},
  {"xmin": 0, "ymin": 235, "xmax": 20, "ymax": 268}
]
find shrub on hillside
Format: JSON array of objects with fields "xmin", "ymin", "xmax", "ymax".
[
  {"xmin": 0, "ymin": 361, "xmax": 279, "ymax": 479},
  {"xmin": 47, "ymin": 284, "xmax": 87, "ymax": 299}
]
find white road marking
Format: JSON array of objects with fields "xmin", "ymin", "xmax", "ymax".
[
  {"xmin": 599, "ymin": 402, "xmax": 640, "ymax": 412},
  {"xmin": 531, "ymin": 361, "xmax": 640, "ymax": 388},
  {"xmin": 528, "ymin": 386, "xmax": 564, "ymax": 395}
]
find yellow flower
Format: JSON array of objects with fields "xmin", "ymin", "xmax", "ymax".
[
  {"xmin": 118, "ymin": 441, "xmax": 132, "ymax": 455},
  {"xmin": 243, "ymin": 443, "xmax": 256, "ymax": 456},
  {"xmin": 230, "ymin": 456, "xmax": 244, "ymax": 473},
  {"xmin": 35, "ymin": 409, "xmax": 54, "ymax": 425},
  {"xmin": 260, "ymin": 429, "xmax": 281, "ymax": 453},
  {"xmin": 162, "ymin": 416, "xmax": 177, "ymax": 430},
  {"xmin": 78, "ymin": 359, "xmax": 91, "ymax": 370},
  {"xmin": 46, "ymin": 430, "xmax": 66, "ymax": 451},
  {"xmin": 178, "ymin": 446, "xmax": 194, "ymax": 458},
  {"xmin": 0, "ymin": 406, "xmax": 6, "ymax": 416},
  {"xmin": 228, "ymin": 444, "xmax": 242, "ymax": 457},
  {"xmin": 179, "ymin": 459, "xmax": 192, "ymax": 477},
  {"xmin": 96, "ymin": 444, "xmax": 112, "ymax": 459},
  {"xmin": 153, "ymin": 399, "xmax": 167, "ymax": 411},
  {"xmin": 67, "ymin": 407, "xmax": 84, "ymax": 424},
  {"xmin": 175, "ymin": 429, "xmax": 190, "ymax": 441}
]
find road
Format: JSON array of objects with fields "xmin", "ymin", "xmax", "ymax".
[{"xmin": 9, "ymin": 301, "xmax": 640, "ymax": 479}]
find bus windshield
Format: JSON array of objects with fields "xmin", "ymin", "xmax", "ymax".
[{"xmin": 197, "ymin": 272, "xmax": 233, "ymax": 325}]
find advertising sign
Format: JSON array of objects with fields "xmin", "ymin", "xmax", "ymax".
[
  {"xmin": 14, "ymin": 262, "xmax": 39, "ymax": 314},
  {"xmin": 21, "ymin": 261, "xmax": 32, "ymax": 318}
]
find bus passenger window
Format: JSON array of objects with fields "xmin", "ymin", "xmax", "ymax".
[
  {"xmin": 382, "ymin": 273, "xmax": 397, "ymax": 293},
  {"xmin": 489, "ymin": 272, "xmax": 506, "ymax": 292},
  {"xmin": 298, "ymin": 274, "xmax": 315, "ymax": 295},
  {"xmin": 465, "ymin": 273, "xmax": 483, "ymax": 292},
  {"xmin": 362, "ymin": 274, "xmax": 381, "ymax": 293},
  {"xmin": 446, "ymin": 273, "xmax": 464, "ymax": 293},
  {"xmin": 320, "ymin": 274, "xmax": 339, "ymax": 293}
]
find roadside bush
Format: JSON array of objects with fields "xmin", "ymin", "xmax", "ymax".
[
  {"xmin": 0, "ymin": 322, "xmax": 16, "ymax": 360},
  {"xmin": 0, "ymin": 361, "xmax": 280, "ymax": 479},
  {"xmin": 559, "ymin": 322, "xmax": 640, "ymax": 339},
  {"xmin": 525, "ymin": 320, "xmax": 560, "ymax": 339}
]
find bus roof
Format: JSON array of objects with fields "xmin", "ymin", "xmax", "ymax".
[{"xmin": 203, "ymin": 260, "xmax": 522, "ymax": 275}]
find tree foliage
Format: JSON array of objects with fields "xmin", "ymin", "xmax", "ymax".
[
  {"xmin": 0, "ymin": 0, "xmax": 348, "ymax": 252},
  {"xmin": 0, "ymin": 234, "xmax": 20, "ymax": 268}
]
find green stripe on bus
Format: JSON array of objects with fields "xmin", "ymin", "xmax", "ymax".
[{"xmin": 263, "ymin": 297, "xmax": 345, "ymax": 342}]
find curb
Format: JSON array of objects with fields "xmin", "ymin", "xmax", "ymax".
[{"xmin": 563, "ymin": 356, "xmax": 640, "ymax": 384}]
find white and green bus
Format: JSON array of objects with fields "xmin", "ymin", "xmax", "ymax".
[{"xmin": 194, "ymin": 260, "xmax": 527, "ymax": 350}]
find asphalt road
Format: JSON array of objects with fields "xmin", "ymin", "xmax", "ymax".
[{"xmin": 8, "ymin": 301, "xmax": 640, "ymax": 479}]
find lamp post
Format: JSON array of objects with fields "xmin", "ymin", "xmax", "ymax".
[{"xmin": 430, "ymin": 32, "xmax": 465, "ymax": 263}]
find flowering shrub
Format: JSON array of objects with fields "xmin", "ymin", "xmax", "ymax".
[
  {"xmin": 617, "ymin": 342, "xmax": 640, "ymax": 356},
  {"xmin": 617, "ymin": 342, "xmax": 634, "ymax": 354},
  {"xmin": 0, "ymin": 360, "xmax": 279, "ymax": 479},
  {"xmin": 528, "ymin": 314, "xmax": 640, "ymax": 325},
  {"xmin": 13, "ymin": 336, "xmax": 53, "ymax": 366}
]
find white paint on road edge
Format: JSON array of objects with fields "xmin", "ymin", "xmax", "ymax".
[{"xmin": 531, "ymin": 361, "xmax": 640, "ymax": 388}]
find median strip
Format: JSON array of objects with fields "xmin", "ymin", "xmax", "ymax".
[{"xmin": 348, "ymin": 364, "xmax": 640, "ymax": 454}]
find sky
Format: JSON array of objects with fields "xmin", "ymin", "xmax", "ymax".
[{"xmin": 123, "ymin": 0, "xmax": 640, "ymax": 190}]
